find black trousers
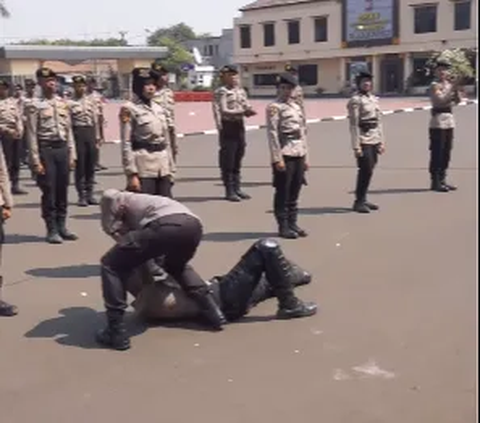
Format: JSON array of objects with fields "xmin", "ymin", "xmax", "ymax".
[
  {"xmin": 36, "ymin": 143, "xmax": 70, "ymax": 225},
  {"xmin": 218, "ymin": 120, "xmax": 246, "ymax": 186},
  {"xmin": 1, "ymin": 135, "xmax": 22, "ymax": 188},
  {"xmin": 101, "ymin": 214, "xmax": 206, "ymax": 313},
  {"xmin": 429, "ymin": 128, "xmax": 453, "ymax": 179},
  {"xmin": 73, "ymin": 126, "xmax": 96, "ymax": 195},
  {"xmin": 355, "ymin": 144, "xmax": 379, "ymax": 202},
  {"xmin": 0, "ymin": 212, "xmax": 4, "ymax": 296},
  {"xmin": 273, "ymin": 156, "xmax": 305, "ymax": 223},
  {"xmin": 21, "ymin": 132, "xmax": 29, "ymax": 165},
  {"xmin": 139, "ymin": 177, "xmax": 173, "ymax": 198}
]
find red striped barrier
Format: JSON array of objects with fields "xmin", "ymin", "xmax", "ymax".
[{"xmin": 174, "ymin": 91, "xmax": 213, "ymax": 102}]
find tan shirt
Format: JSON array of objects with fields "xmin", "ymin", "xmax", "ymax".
[
  {"xmin": 347, "ymin": 92, "xmax": 384, "ymax": 150},
  {"xmin": 212, "ymin": 85, "xmax": 252, "ymax": 129},
  {"xmin": 119, "ymin": 98, "xmax": 175, "ymax": 178},
  {"xmin": 266, "ymin": 99, "xmax": 308, "ymax": 164},
  {"xmin": 429, "ymin": 80, "xmax": 461, "ymax": 129},
  {"xmin": 0, "ymin": 141, "xmax": 13, "ymax": 209},
  {"xmin": 0, "ymin": 97, "xmax": 23, "ymax": 140},
  {"xmin": 24, "ymin": 96, "xmax": 76, "ymax": 167},
  {"xmin": 153, "ymin": 87, "xmax": 175, "ymax": 128},
  {"xmin": 292, "ymin": 85, "xmax": 305, "ymax": 120},
  {"xmin": 88, "ymin": 91, "xmax": 104, "ymax": 117}
]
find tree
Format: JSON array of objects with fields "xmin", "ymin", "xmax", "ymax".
[
  {"xmin": 146, "ymin": 23, "xmax": 196, "ymax": 45},
  {"xmin": 0, "ymin": 0, "xmax": 10, "ymax": 18},
  {"xmin": 427, "ymin": 48, "xmax": 476, "ymax": 85}
]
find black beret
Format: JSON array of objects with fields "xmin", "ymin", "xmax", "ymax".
[
  {"xmin": 72, "ymin": 75, "xmax": 87, "ymax": 84},
  {"xmin": 0, "ymin": 79, "xmax": 9, "ymax": 88},
  {"xmin": 151, "ymin": 62, "xmax": 170, "ymax": 74},
  {"xmin": 36, "ymin": 67, "xmax": 57, "ymax": 79},
  {"xmin": 14, "ymin": 84, "xmax": 23, "ymax": 90},
  {"xmin": 219, "ymin": 64, "xmax": 238, "ymax": 75},
  {"xmin": 357, "ymin": 70, "xmax": 373, "ymax": 80},
  {"xmin": 435, "ymin": 59, "xmax": 452, "ymax": 69},
  {"xmin": 285, "ymin": 63, "xmax": 298, "ymax": 73},
  {"xmin": 25, "ymin": 79, "xmax": 36, "ymax": 86},
  {"xmin": 132, "ymin": 67, "xmax": 157, "ymax": 81},
  {"xmin": 276, "ymin": 72, "xmax": 298, "ymax": 87}
]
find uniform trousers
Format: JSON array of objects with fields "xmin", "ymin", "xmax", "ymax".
[
  {"xmin": 429, "ymin": 128, "xmax": 453, "ymax": 181},
  {"xmin": 73, "ymin": 126, "xmax": 96, "ymax": 195},
  {"xmin": 1, "ymin": 135, "xmax": 22, "ymax": 189},
  {"xmin": 218, "ymin": 120, "xmax": 246, "ymax": 187},
  {"xmin": 0, "ymin": 211, "xmax": 6, "ymax": 300},
  {"xmin": 355, "ymin": 144, "xmax": 379, "ymax": 202},
  {"xmin": 101, "ymin": 214, "xmax": 206, "ymax": 314},
  {"xmin": 139, "ymin": 177, "xmax": 173, "ymax": 198},
  {"xmin": 273, "ymin": 156, "xmax": 305, "ymax": 224},
  {"xmin": 36, "ymin": 142, "xmax": 70, "ymax": 226}
]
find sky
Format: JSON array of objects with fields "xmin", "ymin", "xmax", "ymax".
[{"xmin": 0, "ymin": 0, "xmax": 249, "ymax": 44}]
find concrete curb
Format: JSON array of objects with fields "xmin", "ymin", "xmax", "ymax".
[{"xmin": 106, "ymin": 99, "xmax": 478, "ymax": 144}]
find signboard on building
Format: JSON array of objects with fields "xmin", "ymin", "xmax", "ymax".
[{"xmin": 342, "ymin": 0, "xmax": 399, "ymax": 48}]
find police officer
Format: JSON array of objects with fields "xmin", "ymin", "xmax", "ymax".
[
  {"xmin": 119, "ymin": 68, "xmax": 175, "ymax": 198},
  {"xmin": 213, "ymin": 65, "xmax": 257, "ymax": 202},
  {"xmin": 0, "ymin": 79, "xmax": 26, "ymax": 195},
  {"xmin": 25, "ymin": 68, "xmax": 78, "ymax": 244},
  {"xmin": 69, "ymin": 75, "xmax": 100, "ymax": 206},
  {"xmin": 0, "ymin": 141, "xmax": 18, "ymax": 317},
  {"xmin": 98, "ymin": 189, "xmax": 227, "ymax": 350},
  {"xmin": 150, "ymin": 62, "xmax": 178, "ymax": 163},
  {"xmin": 285, "ymin": 63, "xmax": 305, "ymax": 119},
  {"xmin": 347, "ymin": 70, "xmax": 385, "ymax": 214},
  {"xmin": 428, "ymin": 59, "xmax": 463, "ymax": 192},
  {"xmin": 20, "ymin": 79, "xmax": 37, "ymax": 170},
  {"xmin": 266, "ymin": 73, "xmax": 309, "ymax": 239},
  {"xmin": 87, "ymin": 77, "xmax": 107, "ymax": 171}
]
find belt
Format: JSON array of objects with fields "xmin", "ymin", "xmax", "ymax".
[
  {"xmin": 38, "ymin": 139, "xmax": 66, "ymax": 148},
  {"xmin": 358, "ymin": 119, "xmax": 378, "ymax": 131},
  {"xmin": 72, "ymin": 125, "xmax": 95, "ymax": 130},
  {"xmin": 431, "ymin": 107, "xmax": 452, "ymax": 115},
  {"xmin": 281, "ymin": 130, "xmax": 302, "ymax": 142},
  {"xmin": 131, "ymin": 141, "xmax": 166, "ymax": 153}
]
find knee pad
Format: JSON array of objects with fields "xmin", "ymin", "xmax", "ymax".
[{"xmin": 254, "ymin": 238, "xmax": 280, "ymax": 252}]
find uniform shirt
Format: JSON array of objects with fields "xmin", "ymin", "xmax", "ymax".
[
  {"xmin": 24, "ymin": 96, "xmax": 76, "ymax": 167},
  {"xmin": 0, "ymin": 97, "xmax": 23, "ymax": 139},
  {"xmin": 429, "ymin": 80, "xmax": 461, "ymax": 129},
  {"xmin": 347, "ymin": 92, "xmax": 384, "ymax": 150},
  {"xmin": 88, "ymin": 91, "xmax": 104, "ymax": 118},
  {"xmin": 212, "ymin": 85, "xmax": 252, "ymax": 129},
  {"xmin": 292, "ymin": 85, "xmax": 306, "ymax": 122},
  {"xmin": 153, "ymin": 87, "xmax": 175, "ymax": 128},
  {"xmin": 119, "ymin": 98, "xmax": 174, "ymax": 178},
  {"xmin": 100, "ymin": 190, "xmax": 200, "ymax": 238},
  {"xmin": 0, "ymin": 142, "xmax": 13, "ymax": 209},
  {"xmin": 266, "ymin": 99, "xmax": 308, "ymax": 164},
  {"xmin": 68, "ymin": 94, "xmax": 100, "ymax": 141}
]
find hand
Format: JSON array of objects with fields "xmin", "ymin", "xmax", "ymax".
[
  {"xmin": 274, "ymin": 160, "xmax": 286, "ymax": 172},
  {"xmin": 2, "ymin": 208, "xmax": 12, "ymax": 220},
  {"xmin": 128, "ymin": 175, "xmax": 141, "ymax": 192},
  {"xmin": 377, "ymin": 144, "xmax": 386, "ymax": 155},
  {"xmin": 354, "ymin": 148, "xmax": 363, "ymax": 158},
  {"xmin": 304, "ymin": 161, "xmax": 309, "ymax": 171},
  {"xmin": 34, "ymin": 163, "xmax": 45, "ymax": 175},
  {"xmin": 69, "ymin": 159, "xmax": 76, "ymax": 170}
]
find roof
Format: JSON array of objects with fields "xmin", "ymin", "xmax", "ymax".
[
  {"xmin": 239, "ymin": 0, "xmax": 319, "ymax": 12},
  {"xmin": 0, "ymin": 45, "xmax": 168, "ymax": 61}
]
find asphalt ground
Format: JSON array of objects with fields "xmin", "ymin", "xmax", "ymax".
[{"xmin": 0, "ymin": 105, "xmax": 477, "ymax": 423}]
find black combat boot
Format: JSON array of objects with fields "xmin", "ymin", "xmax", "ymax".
[
  {"xmin": 95, "ymin": 311, "xmax": 131, "ymax": 351},
  {"xmin": 86, "ymin": 184, "xmax": 100, "ymax": 205},
  {"xmin": 287, "ymin": 205, "xmax": 308, "ymax": 237},
  {"xmin": 278, "ymin": 219, "xmax": 298, "ymax": 239},
  {"xmin": 225, "ymin": 176, "xmax": 241, "ymax": 202},
  {"xmin": 190, "ymin": 288, "xmax": 227, "ymax": 330},
  {"xmin": 262, "ymin": 241, "xmax": 317, "ymax": 319},
  {"xmin": 0, "ymin": 276, "xmax": 19, "ymax": 317},
  {"xmin": 431, "ymin": 173, "xmax": 449, "ymax": 192},
  {"xmin": 353, "ymin": 200, "xmax": 370, "ymax": 213},
  {"xmin": 57, "ymin": 217, "xmax": 78, "ymax": 241},
  {"xmin": 364, "ymin": 200, "xmax": 379, "ymax": 211},
  {"xmin": 11, "ymin": 181, "xmax": 27, "ymax": 195},
  {"xmin": 439, "ymin": 171, "xmax": 457, "ymax": 191},
  {"xmin": 77, "ymin": 191, "xmax": 88, "ymax": 207},
  {"xmin": 233, "ymin": 174, "xmax": 251, "ymax": 200},
  {"xmin": 45, "ymin": 220, "xmax": 63, "ymax": 244}
]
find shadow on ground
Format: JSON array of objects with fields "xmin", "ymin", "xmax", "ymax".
[
  {"xmin": 70, "ymin": 213, "xmax": 101, "ymax": 220},
  {"xmin": 352, "ymin": 188, "xmax": 431, "ymax": 195},
  {"xmin": 203, "ymin": 231, "xmax": 278, "ymax": 242},
  {"xmin": 175, "ymin": 195, "xmax": 225, "ymax": 203},
  {"xmin": 214, "ymin": 181, "xmax": 271, "ymax": 188},
  {"xmin": 26, "ymin": 264, "xmax": 100, "ymax": 279},
  {"xmin": 24, "ymin": 307, "xmax": 147, "ymax": 350},
  {"xmin": 266, "ymin": 207, "xmax": 352, "ymax": 215},
  {"xmin": 176, "ymin": 176, "xmax": 220, "ymax": 183},
  {"xmin": 5, "ymin": 234, "xmax": 45, "ymax": 244}
]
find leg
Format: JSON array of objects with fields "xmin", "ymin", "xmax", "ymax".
[
  {"xmin": 429, "ymin": 129, "xmax": 448, "ymax": 192},
  {"xmin": 11, "ymin": 139, "xmax": 27, "ymax": 195},
  {"xmin": 138, "ymin": 178, "xmax": 157, "ymax": 195},
  {"xmin": 364, "ymin": 145, "xmax": 380, "ymax": 210},
  {"xmin": 220, "ymin": 122, "xmax": 241, "ymax": 202},
  {"xmin": 353, "ymin": 145, "xmax": 374, "ymax": 213},
  {"xmin": 273, "ymin": 158, "xmax": 297, "ymax": 239},
  {"xmin": 85, "ymin": 134, "xmax": 99, "ymax": 204},
  {"xmin": 232, "ymin": 125, "xmax": 250, "ymax": 200},
  {"xmin": 440, "ymin": 129, "xmax": 456, "ymax": 191},
  {"xmin": 55, "ymin": 147, "xmax": 77, "ymax": 241},
  {"xmin": 74, "ymin": 135, "xmax": 87, "ymax": 206},
  {"xmin": 0, "ymin": 217, "xmax": 18, "ymax": 317},
  {"xmin": 2, "ymin": 137, "xmax": 14, "ymax": 185},
  {"xmin": 287, "ymin": 157, "xmax": 307, "ymax": 237},
  {"xmin": 156, "ymin": 177, "xmax": 173, "ymax": 198}
]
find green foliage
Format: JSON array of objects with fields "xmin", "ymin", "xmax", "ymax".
[
  {"xmin": 147, "ymin": 23, "xmax": 196, "ymax": 45},
  {"xmin": 427, "ymin": 48, "xmax": 476, "ymax": 84}
]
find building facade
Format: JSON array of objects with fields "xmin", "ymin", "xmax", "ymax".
[
  {"xmin": 184, "ymin": 28, "xmax": 234, "ymax": 69},
  {"xmin": 233, "ymin": 0, "xmax": 477, "ymax": 96}
]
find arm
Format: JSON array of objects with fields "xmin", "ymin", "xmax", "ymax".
[
  {"xmin": 15, "ymin": 105, "xmax": 24, "ymax": 139},
  {"xmin": 347, "ymin": 97, "xmax": 361, "ymax": 151},
  {"xmin": 266, "ymin": 104, "xmax": 282, "ymax": 164},
  {"xmin": 66, "ymin": 104, "xmax": 77, "ymax": 163},
  {"xmin": 430, "ymin": 82, "xmax": 453, "ymax": 105},
  {"xmin": 218, "ymin": 89, "xmax": 245, "ymax": 116},
  {"xmin": 119, "ymin": 106, "xmax": 138, "ymax": 176},
  {"xmin": 25, "ymin": 103, "xmax": 40, "ymax": 168},
  {"xmin": 212, "ymin": 90, "xmax": 222, "ymax": 130},
  {"xmin": 0, "ymin": 142, "xmax": 13, "ymax": 210}
]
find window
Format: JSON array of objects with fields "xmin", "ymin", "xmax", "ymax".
[
  {"xmin": 207, "ymin": 45, "xmax": 213, "ymax": 56},
  {"xmin": 414, "ymin": 5, "xmax": 437, "ymax": 34},
  {"xmin": 288, "ymin": 20, "xmax": 300, "ymax": 44},
  {"xmin": 253, "ymin": 73, "xmax": 278, "ymax": 86},
  {"xmin": 410, "ymin": 57, "xmax": 433, "ymax": 87},
  {"xmin": 314, "ymin": 16, "xmax": 328, "ymax": 42},
  {"xmin": 240, "ymin": 25, "xmax": 251, "ymax": 49},
  {"xmin": 297, "ymin": 64, "xmax": 318, "ymax": 86},
  {"xmin": 455, "ymin": 1, "xmax": 471, "ymax": 31},
  {"xmin": 214, "ymin": 45, "xmax": 219, "ymax": 55},
  {"xmin": 263, "ymin": 23, "xmax": 275, "ymax": 47}
]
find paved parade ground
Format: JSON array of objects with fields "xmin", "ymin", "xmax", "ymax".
[{"xmin": 1, "ymin": 106, "xmax": 477, "ymax": 422}]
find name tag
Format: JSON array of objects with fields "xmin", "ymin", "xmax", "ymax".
[{"xmin": 290, "ymin": 139, "xmax": 302, "ymax": 144}]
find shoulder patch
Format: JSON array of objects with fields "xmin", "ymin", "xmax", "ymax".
[
  {"xmin": 268, "ymin": 104, "xmax": 279, "ymax": 117},
  {"xmin": 119, "ymin": 106, "xmax": 131, "ymax": 123}
]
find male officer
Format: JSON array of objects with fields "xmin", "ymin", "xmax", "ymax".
[
  {"xmin": 151, "ymin": 62, "xmax": 178, "ymax": 163},
  {"xmin": 0, "ymin": 79, "xmax": 26, "ymax": 195},
  {"xmin": 20, "ymin": 79, "xmax": 37, "ymax": 169},
  {"xmin": 347, "ymin": 70, "xmax": 385, "ymax": 214},
  {"xmin": 69, "ymin": 75, "xmax": 100, "ymax": 206},
  {"xmin": 25, "ymin": 68, "xmax": 78, "ymax": 244},
  {"xmin": 428, "ymin": 59, "xmax": 463, "ymax": 192},
  {"xmin": 212, "ymin": 65, "xmax": 257, "ymax": 201},
  {"xmin": 285, "ymin": 63, "xmax": 305, "ymax": 119},
  {"xmin": 266, "ymin": 73, "xmax": 308, "ymax": 239},
  {"xmin": 87, "ymin": 77, "xmax": 107, "ymax": 171},
  {"xmin": 0, "ymin": 140, "xmax": 18, "ymax": 316},
  {"xmin": 119, "ymin": 68, "xmax": 175, "ymax": 197}
]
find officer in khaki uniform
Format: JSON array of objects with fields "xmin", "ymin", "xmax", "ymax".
[
  {"xmin": 347, "ymin": 70, "xmax": 385, "ymax": 214},
  {"xmin": 20, "ymin": 79, "xmax": 37, "ymax": 167},
  {"xmin": 69, "ymin": 75, "xmax": 100, "ymax": 206},
  {"xmin": 212, "ymin": 65, "xmax": 257, "ymax": 202},
  {"xmin": 0, "ymin": 79, "xmax": 26, "ymax": 195},
  {"xmin": 0, "ymin": 140, "xmax": 18, "ymax": 316},
  {"xmin": 119, "ymin": 67, "xmax": 175, "ymax": 198},
  {"xmin": 267, "ymin": 73, "xmax": 309, "ymax": 239},
  {"xmin": 150, "ymin": 62, "xmax": 178, "ymax": 163},
  {"xmin": 25, "ymin": 68, "xmax": 78, "ymax": 244},
  {"xmin": 285, "ymin": 64, "xmax": 305, "ymax": 119},
  {"xmin": 428, "ymin": 59, "xmax": 463, "ymax": 192},
  {"xmin": 87, "ymin": 77, "xmax": 107, "ymax": 171}
]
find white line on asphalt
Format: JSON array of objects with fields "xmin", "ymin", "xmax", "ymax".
[
  {"xmin": 382, "ymin": 110, "xmax": 394, "ymax": 115},
  {"xmin": 306, "ymin": 118, "xmax": 321, "ymax": 124},
  {"xmin": 402, "ymin": 108, "xmax": 415, "ymax": 112},
  {"xmin": 332, "ymin": 116, "xmax": 347, "ymax": 121},
  {"xmin": 246, "ymin": 125, "xmax": 260, "ymax": 131},
  {"xmin": 203, "ymin": 129, "xmax": 218, "ymax": 135}
]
